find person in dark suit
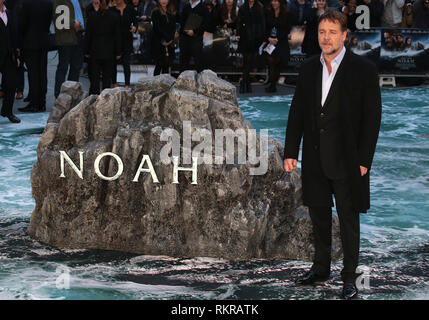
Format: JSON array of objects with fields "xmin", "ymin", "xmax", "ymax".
[
  {"xmin": 179, "ymin": 0, "xmax": 209, "ymax": 72},
  {"xmin": 263, "ymin": 0, "xmax": 291, "ymax": 93},
  {"xmin": 301, "ymin": 0, "xmax": 327, "ymax": 57},
  {"xmin": 84, "ymin": 0, "xmax": 121, "ymax": 94},
  {"xmin": 151, "ymin": 0, "xmax": 178, "ymax": 76},
  {"xmin": 0, "ymin": 0, "xmax": 20, "ymax": 123},
  {"xmin": 237, "ymin": 0, "xmax": 265, "ymax": 93},
  {"xmin": 18, "ymin": 0, "xmax": 53, "ymax": 113},
  {"xmin": 283, "ymin": 10, "xmax": 381, "ymax": 299},
  {"xmin": 2, "ymin": 0, "xmax": 24, "ymax": 100},
  {"xmin": 110, "ymin": 0, "xmax": 138, "ymax": 88}
]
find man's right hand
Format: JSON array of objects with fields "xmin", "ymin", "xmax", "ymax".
[
  {"xmin": 74, "ymin": 20, "xmax": 82, "ymax": 32},
  {"xmin": 284, "ymin": 158, "xmax": 297, "ymax": 172}
]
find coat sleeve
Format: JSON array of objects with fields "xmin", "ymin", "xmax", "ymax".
[
  {"xmin": 194, "ymin": 6, "xmax": 209, "ymax": 37},
  {"xmin": 19, "ymin": 0, "xmax": 29, "ymax": 38},
  {"xmin": 284, "ymin": 67, "xmax": 305, "ymax": 160},
  {"xmin": 83, "ymin": 14, "xmax": 92, "ymax": 55},
  {"xmin": 236, "ymin": 6, "xmax": 243, "ymax": 37},
  {"xmin": 358, "ymin": 62, "xmax": 382, "ymax": 171},
  {"xmin": 114, "ymin": 15, "xmax": 122, "ymax": 57},
  {"xmin": 130, "ymin": 6, "xmax": 138, "ymax": 28}
]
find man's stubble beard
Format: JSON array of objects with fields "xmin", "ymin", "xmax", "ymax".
[{"xmin": 322, "ymin": 42, "xmax": 343, "ymax": 56}]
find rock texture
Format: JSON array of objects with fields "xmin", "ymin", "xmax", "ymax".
[{"xmin": 28, "ymin": 72, "xmax": 342, "ymax": 261}]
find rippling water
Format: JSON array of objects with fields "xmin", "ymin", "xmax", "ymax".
[{"xmin": 0, "ymin": 88, "xmax": 428, "ymax": 300}]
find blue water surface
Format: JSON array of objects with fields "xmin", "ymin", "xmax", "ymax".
[{"xmin": 0, "ymin": 87, "xmax": 428, "ymax": 300}]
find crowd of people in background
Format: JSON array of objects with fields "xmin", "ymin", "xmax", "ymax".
[{"xmin": 1, "ymin": 0, "xmax": 429, "ymax": 123}]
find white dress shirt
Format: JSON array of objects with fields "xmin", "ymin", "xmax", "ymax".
[
  {"xmin": 0, "ymin": 5, "xmax": 8, "ymax": 27},
  {"xmin": 320, "ymin": 46, "xmax": 346, "ymax": 107}
]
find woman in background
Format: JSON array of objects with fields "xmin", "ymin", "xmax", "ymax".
[
  {"xmin": 263, "ymin": 0, "xmax": 291, "ymax": 93},
  {"xmin": 237, "ymin": 0, "xmax": 265, "ymax": 93},
  {"xmin": 301, "ymin": 0, "xmax": 327, "ymax": 57},
  {"xmin": 110, "ymin": 0, "xmax": 138, "ymax": 88},
  {"xmin": 131, "ymin": 0, "xmax": 144, "ymax": 20},
  {"xmin": 151, "ymin": 0, "xmax": 178, "ymax": 75},
  {"xmin": 218, "ymin": 0, "xmax": 238, "ymax": 30},
  {"xmin": 86, "ymin": 0, "xmax": 101, "ymax": 17}
]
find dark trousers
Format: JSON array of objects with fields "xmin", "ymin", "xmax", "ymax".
[
  {"xmin": 242, "ymin": 52, "xmax": 257, "ymax": 84},
  {"xmin": 16, "ymin": 61, "xmax": 24, "ymax": 93},
  {"xmin": 23, "ymin": 48, "xmax": 48, "ymax": 108},
  {"xmin": 0, "ymin": 57, "xmax": 17, "ymax": 116},
  {"xmin": 113, "ymin": 51, "xmax": 131, "ymax": 86},
  {"xmin": 54, "ymin": 35, "xmax": 84, "ymax": 97},
  {"xmin": 154, "ymin": 51, "xmax": 171, "ymax": 76},
  {"xmin": 267, "ymin": 55, "xmax": 281, "ymax": 88},
  {"xmin": 308, "ymin": 176, "xmax": 360, "ymax": 283},
  {"xmin": 0, "ymin": 64, "xmax": 24, "ymax": 93},
  {"xmin": 89, "ymin": 58, "xmax": 114, "ymax": 95},
  {"xmin": 179, "ymin": 36, "xmax": 203, "ymax": 72}
]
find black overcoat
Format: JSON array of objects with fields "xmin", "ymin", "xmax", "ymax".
[
  {"xmin": 237, "ymin": 1, "xmax": 265, "ymax": 53},
  {"xmin": 284, "ymin": 49, "xmax": 382, "ymax": 213}
]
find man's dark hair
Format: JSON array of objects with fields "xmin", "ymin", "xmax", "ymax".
[{"xmin": 318, "ymin": 9, "xmax": 348, "ymax": 32}]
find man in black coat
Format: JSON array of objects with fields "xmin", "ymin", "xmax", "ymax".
[
  {"xmin": 18, "ymin": 0, "xmax": 53, "ymax": 113},
  {"xmin": 179, "ymin": 0, "xmax": 209, "ymax": 72},
  {"xmin": 283, "ymin": 10, "xmax": 381, "ymax": 299},
  {"xmin": 0, "ymin": 0, "xmax": 20, "ymax": 123},
  {"xmin": 84, "ymin": 0, "xmax": 121, "ymax": 94}
]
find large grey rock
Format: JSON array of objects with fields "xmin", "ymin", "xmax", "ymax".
[{"xmin": 28, "ymin": 70, "xmax": 342, "ymax": 261}]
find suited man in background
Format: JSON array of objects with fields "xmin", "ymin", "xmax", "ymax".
[
  {"xmin": 18, "ymin": 0, "xmax": 53, "ymax": 113},
  {"xmin": 283, "ymin": 10, "xmax": 381, "ymax": 299},
  {"xmin": 179, "ymin": 0, "xmax": 209, "ymax": 72},
  {"xmin": 84, "ymin": 0, "xmax": 121, "ymax": 94},
  {"xmin": 0, "ymin": 0, "xmax": 20, "ymax": 123}
]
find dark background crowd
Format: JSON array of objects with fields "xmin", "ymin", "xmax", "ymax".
[{"xmin": 1, "ymin": 0, "xmax": 429, "ymax": 123}]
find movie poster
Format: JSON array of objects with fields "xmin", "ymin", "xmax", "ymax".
[
  {"xmin": 347, "ymin": 29, "xmax": 381, "ymax": 68},
  {"xmin": 380, "ymin": 28, "xmax": 429, "ymax": 73},
  {"xmin": 288, "ymin": 25, "xmax": 306, "ymax": 71}
]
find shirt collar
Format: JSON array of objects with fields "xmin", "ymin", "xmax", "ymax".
[
  {"xmin": 190, "ymin": 0, "xmax": 201, "ymax": 8},
  {"xmin": 320, "ymin": 45, "xmax": 346, "ymax": 67}
]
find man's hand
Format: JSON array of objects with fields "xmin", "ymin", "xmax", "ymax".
[
  {"xmin": 74, "ymin": 20, "xmax": 82, "ymax": 32},
  {"xmin": 185, "ymin": 29, "xmax": 194, "ymax": 37},
  {"xmin": 284, "ymin": 158, "xmax": 297, "ymax": 172},
  {"xmin": 268, "ymin": 37, "xmax": 278, "ymax": 45},
  {"xmin": 360, "ymin": 166, "xmax": 368, "ymax": 176}
]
